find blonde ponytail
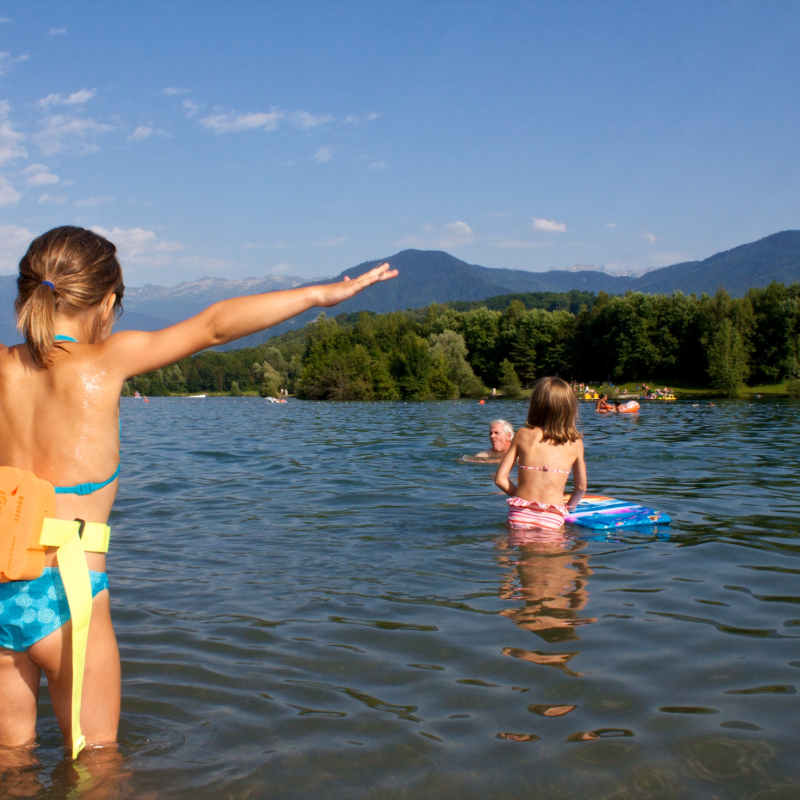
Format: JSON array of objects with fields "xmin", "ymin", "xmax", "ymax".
[
  {"xmin": 16, "ymin": 281, "xmax": 57, "ymax": 368},
  {"xmin": 15, "ymin": 227, "xmax": 124, "ymax": 369}
]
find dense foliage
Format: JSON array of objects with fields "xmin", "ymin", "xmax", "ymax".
[{"xmin": 125, "ymin": 282, "xmax": 800, "ymax": 399}]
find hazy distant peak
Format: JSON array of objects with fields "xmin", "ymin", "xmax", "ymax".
[
  {"xmin": 552, "ymin": 263, "xmax": 607, "ymax": 273},
  {"xmin": 125, "ymin": 273, "xmax": 306, "ymax": 299},
  {"xmin": 550, "ymin": 263, "xmax": 660, "ymax": 278}
]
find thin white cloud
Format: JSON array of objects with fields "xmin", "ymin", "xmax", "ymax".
[
  {"xmin": 400, "ymin": 221, "xmax": 476, "ymax": 249},
  {"xmin": 34, "ymin": 114, "xmax": 114, "ymax": 155},
  {"xmin": 0, "ymin": 18, "xmax": 13, "ymax": 24},
  {"xmin": 36, "ymin": 88, "xmax": 97, "ymax": 108},
  {"xmin": 197, "ymin": 107, "xmax": 376, "ymax": 135},
  {"xmin": 0, "ymin": 101, "xmax": 27, "ymax": 164},
  {"xmin": 200, "ymin": 110, "xmax": 284, "ymax": 133},
  {"xmin": 162, "ymin": 87, "xmax": 190, "ymax": 96},
  {"xmin": 641, "ymin": 231, "xmax": 657, "ymax": 243},
  {"xmin": 37, "ymin": 192, "xmax": 67, "ymax": 204},
  {"xmin": 287, "ymin": 111, "xmax": 333, "ymax": 129},
  {"xmin": 0, "ymin": 176, "xmax": 21, "ymax": 206},
  {"xmin": 270, "ymin": 262, "xmax": 295, "ymax": 275},
  {"xmin": 532, "ymin": 217, "xmax": 567, "ymax": 233},
  {"xmin": 0, "ymin": 224, "xmax": 33, "ymax": 273},
  {"xmin": 23, "ymin": 163, "xmax": 60, "ymax": 185},
  {"xmin": 90, "ymin": 227, "xmax": 215, "ymax": 281},
  {"xmin": 74, "ymin": 196, "xmax": 114, "ymax": 207},
  {"xmin": 0, "ymin": 51, "xmax": 29, "ymax": 75},
  {"xmin": 369, "ymin": 161, "xmax": 386, "ymax": 170},
  {"xmin": 182, "ymin": 99, "xmax": 201, "ymax": 117},
  {"xmin": 317, "ymin": 237, "xmax": 346, "ymax": 246},
  {"xmin": 48, "ymin": 27, "xmax": 67, "ymax": 36},
  {"xmin": 128, "ymin": 126, "xmax": 154, "ymax": 141},
  {"xmin": 127, "ymin": 125, "xmax": 168, "ymax": 141},
  {"xmin": 606, "ymin": 222, "xmax": 617, "ymax": 228},
  {"xmin": 312, "ymin": 146, "xmax": 332, "ymax": 163},
  {"xmin": 344, "ymin": 112, "xmax": 380, "ymax": 124},
  {"xmin": 90, "ymin": 226, "xmax": 184, "ymax": 257}
]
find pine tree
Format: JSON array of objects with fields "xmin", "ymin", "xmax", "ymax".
[
  {"xmin": 498, "ymin": 359, "xmax": 522, "ymax": 399},
  {"xmin": 705, "ymin": 318, "xmax": 749, "ymax": 397}
]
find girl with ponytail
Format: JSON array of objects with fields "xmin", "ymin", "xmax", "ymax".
[
  {"xmin": 15, "ymin": 226, "xmax": 125, "ymax": 369},
  {"xmin": 0, "ymin": 226, "xmax": 396, "ymax": 759}
]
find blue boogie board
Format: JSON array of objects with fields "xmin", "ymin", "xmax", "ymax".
[{"xmin": 564, "ymin": 495, "xmax": 671, "ymax": 531}]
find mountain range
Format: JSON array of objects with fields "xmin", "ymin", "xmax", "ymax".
[{"xmin": 0, "ymin": 230, "xmax": 797, "ymax": 349}]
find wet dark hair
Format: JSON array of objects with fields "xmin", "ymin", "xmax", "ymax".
[
  {"xmin": 526, "ymin": 376, "xmax": 581, "ymax": 444},
  {"xmin": 15, "ymin": 226, "xmax": 124, "ymax": 368}
]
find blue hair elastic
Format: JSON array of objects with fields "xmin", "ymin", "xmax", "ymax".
[{"xmin": 41, "ymin": 280, "xmax": 55, "ymax": 291}]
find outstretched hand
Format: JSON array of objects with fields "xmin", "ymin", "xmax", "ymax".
[{"xmin": 317, "ymin": 263, "xmax": 398, "ymax": 308}]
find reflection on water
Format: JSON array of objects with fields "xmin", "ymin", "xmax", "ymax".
[
  {"xmin": 498, "ymin": 531, "xmax": 596, "ymax": 639},
  {"xmin": 5, "ymin": 397, "xmax": 799, "ymax": 799},
  {"xmin": 497, "ymin": 529, "xmax": 597, "ymax": 678}
]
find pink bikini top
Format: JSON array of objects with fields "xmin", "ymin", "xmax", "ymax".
[{"xmin": 518, "ymin": 464, "xmax": 571, "ymax": 474}]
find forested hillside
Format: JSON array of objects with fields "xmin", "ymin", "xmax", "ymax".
[{"xmin": 126, "ymin": 282, "xmax": 800, "ymax": 400}]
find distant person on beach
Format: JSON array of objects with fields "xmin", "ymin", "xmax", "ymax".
[
  {"xmin": 0, "ymin": 226, "xmax": 396, "ymax": 761},
  {"xmin": 462, "ymin": 419, "xmax": 514, "ymax": 463},
  {"xmin": 495, "ymin": 377, "xmax": 587, "ymax": 530}
]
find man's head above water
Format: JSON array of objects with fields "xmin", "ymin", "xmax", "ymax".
[{"xmin": 489, "ymin": 419, "xmax": 514, "ymax": 453}]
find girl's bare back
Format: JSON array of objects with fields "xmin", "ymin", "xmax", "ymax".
[
  {"xmin": 0, "ymin": 342, "xmax": 123, "ymax": 555},
  {"xmin": 512, "ymin": 426, "xmax": 584, "ymax": 506}
]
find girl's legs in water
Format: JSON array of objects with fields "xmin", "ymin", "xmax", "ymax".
[
  {"xmin": 0, "ymin": 647, "xmax": 39, "ymax": 746},
  {"xmin": 0, "ymin": 590, "xmax": 120, "ymax": 751}
]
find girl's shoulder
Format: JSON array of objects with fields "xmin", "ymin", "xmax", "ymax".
[{"xmin": 515, "ymin": 425, "xmax": 543, "ymax": 443}]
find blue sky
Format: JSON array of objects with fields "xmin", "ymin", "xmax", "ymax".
[{"xmin": 0, "ymin": 1, "xmax": 798, "ymax": 285}]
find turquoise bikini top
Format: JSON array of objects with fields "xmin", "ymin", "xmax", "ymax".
[{"xmin": 52, "ymin": 334, "xmax": 121, "ymax": 496}]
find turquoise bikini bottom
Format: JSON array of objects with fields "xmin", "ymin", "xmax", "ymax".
[{"xmin": 0, "ymin": 567, "xmax": 109, "ymax": 652}]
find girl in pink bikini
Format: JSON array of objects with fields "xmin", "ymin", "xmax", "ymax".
[{"xmin": 495, "ymin": 376, "xmax": 587, "ymax": 530}]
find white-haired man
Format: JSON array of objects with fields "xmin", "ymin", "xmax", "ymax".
[{"xmin": 467, "ymin": 419, "xmax": 514, "ymax": 463}]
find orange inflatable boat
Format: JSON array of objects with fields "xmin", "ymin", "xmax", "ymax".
[{"xmin": 597, "ymin": 400, "xmax": 640, "ymax": 413}]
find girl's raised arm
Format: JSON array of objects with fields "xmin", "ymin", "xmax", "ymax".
[{"xmin": 102, "ymin": 263, "xmax": 397, "ymax": 379}]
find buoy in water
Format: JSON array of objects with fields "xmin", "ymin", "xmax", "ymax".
[{"xmin": 479, "ymin": 399, "xmax": 485, "ymax": 405}]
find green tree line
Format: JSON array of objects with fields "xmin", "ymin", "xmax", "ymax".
[{"xmin": 125, "ymin": 282, "xmax": 800, "ymax": 400}]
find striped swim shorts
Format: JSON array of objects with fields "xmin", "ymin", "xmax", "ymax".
[{"xmin": 507, "ymin": 497, "xmax": 568, "ymax": 530}]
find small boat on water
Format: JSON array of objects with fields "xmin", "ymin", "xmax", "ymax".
[
  {"xmin": 188, "ymin": 394, "xmax": 206, "ymax": 398},
  {"xmin": 646, "ymin": 393, "xmax": 676, "ymax": 401}
]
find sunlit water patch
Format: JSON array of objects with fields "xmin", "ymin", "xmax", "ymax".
[{"xmin": 6, "ymin": 397, "xmax": 800, "ymax": 799}]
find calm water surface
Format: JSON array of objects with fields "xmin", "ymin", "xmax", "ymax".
[{"xmin": 13, "ymin": 398, "xmax": 800, "ymax": 798}]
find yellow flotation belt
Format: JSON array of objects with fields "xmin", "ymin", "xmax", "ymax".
[{"xmin": 0, "ymin": 467, "xmax": 110, "ymax": 760}]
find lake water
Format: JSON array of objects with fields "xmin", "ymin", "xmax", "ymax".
[{"xmin": 13, "ymin": 397, "xmax": 800, "ymax": 799}]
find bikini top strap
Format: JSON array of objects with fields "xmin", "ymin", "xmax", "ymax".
[
  {"xmin": 518, "ymin": 464, "xmax": 571, "ymax": 474},
  {"xmin": 54, "ymin": 463, "xmax": 121, "ymax": 495}
]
